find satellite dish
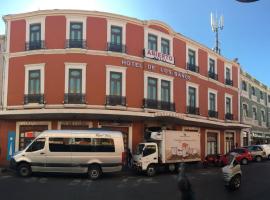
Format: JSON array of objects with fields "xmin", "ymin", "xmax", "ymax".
[{"xmin": 235, "ymin": 0, "xmax": 259, "ymax": 2}]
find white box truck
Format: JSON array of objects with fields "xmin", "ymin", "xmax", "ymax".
[{"xmin": 133, "ymin": 130, "xmax": 201, "ymax": 176}]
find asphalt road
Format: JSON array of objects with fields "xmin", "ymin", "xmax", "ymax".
[{"xmin": 1, "ymin": 161, "xmax": 270, "ymax": 200}]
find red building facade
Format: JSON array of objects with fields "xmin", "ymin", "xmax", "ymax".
[{"xmin": 0, "ymin": 10, "xmax": 246, "ymax": 164}]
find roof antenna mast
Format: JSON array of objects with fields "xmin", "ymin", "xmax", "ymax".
[{"xmin": 211, "ymin": 12, "xmax": 224, "ymax": 55}]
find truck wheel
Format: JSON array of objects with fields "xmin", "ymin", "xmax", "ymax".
[
  {"xmin": 88, "ymin": 165, "xmax": 102, "ymax": 180},
  {"xmin": 256, "ymin": 156, "xmax": 262, "ymax": 162},
  {"xmin": 241, "ymin": 158, "xmax": 248, "ymax": 165},
  {"xmin": 146, "ymin": 165, "xmax": 156, "ymax": 177},
  {"xmin": 17, "ymin": 163, "xmax": 32, "ymax": 177},
  {"xmin": 229, "ymin": 175, "xmax": 241, "ymax": 190}
]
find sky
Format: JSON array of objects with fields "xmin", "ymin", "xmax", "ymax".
[{"xmin": 0, "ymin": 0, "xmax": 269, "ymax": 86}]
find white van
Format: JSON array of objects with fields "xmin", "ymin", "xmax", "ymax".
[{"xmin": 10, "ymin": 129, "xmax": 125, "ymax": 180}]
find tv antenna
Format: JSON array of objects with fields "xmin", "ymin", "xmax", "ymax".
[{"xmin": 211, "ymin": 12, "xmax": 224, "ymax": 55}]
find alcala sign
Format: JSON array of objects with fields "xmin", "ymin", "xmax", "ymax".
[{"xmin": 144, "ymin": 48, "xmax": 175, "ymax": 64}]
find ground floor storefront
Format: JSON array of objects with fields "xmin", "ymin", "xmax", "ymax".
[{"xmin": 0, "ymin": 114, "xmax": 243, "ymax": 165}]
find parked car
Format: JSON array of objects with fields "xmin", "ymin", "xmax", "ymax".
[
  {"xmin": 244, "ymin": 145, "xmax": 267, "ymax": 162},
  {"xmin": 203, "ymin": 154, "xmax": 227, "ymax": 167},
  {"xmin": 259, "ymin": 144, "xmax": 270, "ymax": 160},
  {"xmin": 230, "ymin": 148, "xmax": 253, "ymax": 165},
  {"xmin": 10, "ymin": 129, "xmax": 125, "ymax": 180}
]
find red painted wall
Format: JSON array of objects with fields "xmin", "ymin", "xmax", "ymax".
[
  {"xmin": 173, "ymin": 38, "xmax": 186, "ymax": 68},
  {"xmin": 45, "ymin": 16, "xmax": 66, "ymax": 49},
  {"xmin": 87, "ymin": 17, "xmax": 107, "ymax": 50},
  {"xmin": 10, "ymin": 19, "xmax": 26, "ymax": 52},
  {"xmin": 198, "ymin": 49, "xmax": 208, "ymax": 77},
  {"xmin": 126, "ymin": 23, "xmax": 144, "ymax": 57}
]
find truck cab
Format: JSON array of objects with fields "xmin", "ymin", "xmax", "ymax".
[{"xmin": 133, "ymin": 142, "xmax": 159, "ymax": 176}]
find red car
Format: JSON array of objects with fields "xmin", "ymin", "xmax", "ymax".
[{"xmin": 228, "ymin": 148, "xmax": 253, "ymax": 165}]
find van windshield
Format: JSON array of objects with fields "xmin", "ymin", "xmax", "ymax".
[{"xmin": 135, "ymin": 144, "xmax": 145, "ymax": 155}]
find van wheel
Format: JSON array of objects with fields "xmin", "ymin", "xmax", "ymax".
[
  {"xmin": 229, "ymin": 175, "xmax": 241, "ymax": 190},
  {"xmin": 268, "ymin": 155, "xmax": 270, "ymax": 160},
  {"xmin": 241, "ymin": 158, "xmax": 248, "ymax": 165},
  {"xmin": 256, "ymin": 156, "xmax": 262, "ymax": 162},
  {"xmin": 146, "ymin": 165, "xmax": 156, "ymax": 177},
  {"xmin": 88, "ymin": 165, "xmax": 102, "ymax": 180},
  {"xmin": 17, "ymin": 163, "xmax": 32, "ymax": 177}
]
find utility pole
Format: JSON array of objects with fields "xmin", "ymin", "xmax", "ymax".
[{"xmin": 211, "ymin": 13, "xmax": 224, "ymax": 55}]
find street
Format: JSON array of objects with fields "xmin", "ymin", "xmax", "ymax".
[{"xmin": 0, "ymin": 161, "xmax": 270, "ymax": 200}]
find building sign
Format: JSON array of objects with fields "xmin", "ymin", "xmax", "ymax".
[
  {"xmin": 121, "ymin": 59, "xmax": 190, "ymax": 80},
  {"xmin": 144, "ymin": 48, "xmax": 175, "ymax": 64},
  {"xmin": 7, "ymin": 131, "xmax": 16, "ymax": 161}
]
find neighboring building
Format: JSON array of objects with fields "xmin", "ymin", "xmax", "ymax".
[
  {"xmin": 240, "ymin": 69, "xmax": 270, "ymax": 146},
  {"xmin": 0, "ymin": 35, "xmax": 4, "ymax": 109},
  {"xmin": 0, "ymin": 10, "xmax": 246, "ymax": 164}
]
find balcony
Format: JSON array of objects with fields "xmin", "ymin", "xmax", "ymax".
[
  {"xmin": 225, "ymin": 79, "xmax": 233, "ymax": 86},
  {"xmin": 225, "ymin": 113, "xmax": 234, "ymax": 120},
  {"xmin": 143, "ymin": 99, "xmax": 175, "ymax": 111},
  {"xmin": 107, "ymin": 42, "xmax": 126, "ymax": 53},
  {"xmin": 64, "ymin": 93, "xmax": 86, "ymax": 104},
  {"xmin": 187, "ymin": 63, "xmax": 199, "ymax": 73},
  {"xmin": 208, "ymin": 71, "xmax": 218, "ymax": 80},
  {"xmin": 208, "ymin": 110, "xmax": 218, "ymax": 118},
  {"xmin": 24, "ymin": 94, "xmax": 44, "ymax": 104},
  {"xmin": 65, "ymin": 39, "xmax": 87, "ymax": 49},
  {"xmin": 106, "ymin": 95, "xmax": 126, "ymax": 106},
  {"xmin": 25, "ymin": 40, "xmax": 45, "ymax": 51},
  {"xmin": 186, "ymin": 106, "xmax": 200, "ymax": 115}
]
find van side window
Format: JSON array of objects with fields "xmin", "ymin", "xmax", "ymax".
[
  {"xmin": 49, "ymin": 138, "xmax": 72, "ymax": 152},
  {"xmin": 72, "ymin": 138, "xmax": 95, "ymax": 152},
  {"xmin": 94, "ymin": 138, "xmax": 115, "ymax": 152},
  {"xmin": 26, "ymin": 138, "xmax": 45, "ymax": 152}
]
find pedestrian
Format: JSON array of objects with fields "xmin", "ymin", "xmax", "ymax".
[
  {"xmin": 127, "ymin": 148, "xmax": 133, "ymax": 168},
  {"xmin": 177, "ymin": 163, "xmax": 195, "ymax": 200}
]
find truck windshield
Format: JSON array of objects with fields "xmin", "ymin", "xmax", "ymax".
[{"xmin": 135, "ymin": 144, "xmax": 145, "ymax": 155}]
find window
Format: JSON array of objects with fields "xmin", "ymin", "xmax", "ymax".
[
  {"xmin": 161, "ymin": 80, "xmax": 170, "ymax": 102},
  {"xmin": 225, "ymin": 133, "xmax": 234, "ymax": 153},
  {"xmin": 209, "ymin": 58, "xmax": 215, "ymax": 74},
  {"xmin": 70, "ymin": 22, "xmax": 82, "ymax": 41},
  {"xmin": 188, "ymin": 87, "xmax": 196, "ymax": 108},
  {"xmin": 147, "ymin": 77, "xmax": 158, "ymax": 100},
  {"xmin": 188, "ymin": 49, "xmax": 196, "ymax": 65},
  {"xmin": 261, "ymin": 110, "xmax": 265, "ymax": 122},
  {"xmin": 226, "ymin": 97, "xmax": 231, "ymax": 114},
  {"xmin": 252, "ymin": 107, "xmax": 257, "ymax": 120},
  {"xmin": 49, "ymin": 138, "xmax": 72, "ymax": 152},
  {"xmin": 111, "ymin": 26, "xmax": 122, "ymax": 45},
  {"xmin": 242, "ymin": 81, "xmax": 247, "ymax": 91},
  {"xmin": 26, "ymin": 138, "xmax": 45, "ymax": 152},
  {"xmin": 70, "ymin": 138, "xmax": 115, "ymax": 152},
  {"xmin": 28, "ymin": 70, "xmax": 40, "ymax": 94},
  {"xmin": 161, "ymin": 38, "xmax": 170, "ymax": 54},
  {"xmin": 260, "ymin": 91, "xmax": 264, "ymax": 100},
  {"xmin": 94, "ymin": 138, "xmax": 115, "ymax": 152},
  {"xmin": 243, "ymin": 104, "xmax": 248, "ymax": 117},
  {"xmin": 225, "ymin": 67, "xmax": 231, "ymax": 80},
  {"xmin": 268, "ymin": 95, "xmax": 270, "ymax": 103},
  {"xmin": 148, "ymin": 34, "xmax": 157, "ymax": 51},
  {"xmin": 69, "ymin": 69, "xmax": 82, "ymax": 94},
  {"xmin": 207, "ymin": 133, "xmax": 217, "ymax": 155},
  {"xmin": 209, "ymin": 93, "xmax": 216, "ymax": 111},
  {"xmin": 30, "ymin": 24, "xmax": 41, "ymax": 42},
  {"xmin": 143, "ymin": 145, "xmax": 156, "ymax": 157},
  {"xmin": 110, "ymin": 72, "xmax": 122, "ymax": 96},
  {"xmin": 252, "ymin": 86, "xmax": 256, "ymax": 96}
]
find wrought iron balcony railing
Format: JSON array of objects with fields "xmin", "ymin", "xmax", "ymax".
[
  {"xmin": 107, "ymin": 42, "xmax": 126, "ymax": 53},
  {"xmin": 143, "ymin": 99, "xmax": 175, "ymax": 111},
  {"xmin": 106, "ymin": 95, "xmax": 126, "ymax": 106},
  {"xmin": 208, "ymin": 110, "xmax": 218, "ymax": 118},
  {"xmin": 65, "ymin": 39, "xmax": 87, "ymax": 49},
  {"xmin": 25, "ymin": 40, "xmax": 45, "ymax": 51},
  {"xmin": 225, "ymin": 79, "xmax": 233, "ymax": 86},
  {"xmin": 64, "ymin": 93, "xmax": 86, "ymax": 104},
  {"xmin": 186, "ymin": 106, "xmax": 200, "ymax": 115},
  {"xmin": 187, "ymin": 63, "xmax": 199, "ymax": 73},
  {"xmin": 208, "ymin": 71, "xmax": 218, "ymax": 80},
  {"xmin": 24, "ymin": 94, "xmax": 44, "ymax": 104},
  {"xmin": 225, "ymin": 113, "xmax": 234, "ymax": 120}
]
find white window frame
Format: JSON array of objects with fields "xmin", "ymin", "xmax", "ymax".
[
  {"xmin": 64, "ymin": 63, "xmax": 86, "ymax": 94},
  {"xmin": 24, "ymin": 63, "xmax": 45, "ymax": 95},
  {"xmin": 186, "ymin": 82, "xmax": 199, "ymax": 107},
  {"xmin": 224, "ymin": 130, "xmax": 236, "ymax": 154},
  {"xmin": 144, "ymin": 71, "xmax": 174, "ymax": 102},
  {"xmin": 225, "ymin": 93, "xmax": 233, "ymax": 114},
  {"xmin": 106, "ymin": 65, "xmax": 127, "ymax": 96},
  {"xmin": 186, "ymin": 44, "xmax": 198, "ymax": 67},
  {"xmin": 224, "ymin": 64, "xmax": 232, "ymax": 80},
  {"xmin": 144, "ymin": 28, "xmax": 173, "ymax": 56},
  {"xmin": 261, "ymin": 109, "xmax": 266, "ymax": 122},
  {"xmin": 242, "ymin": 103, "xmax": 248, "ymax": 117},
  {"xmin": 205, "ymin": 130, "xmax": 220, "ymax": 156},
  {"xmin": 208, "ymin": 54, "xmax": 217, "ymax": 74},
  {"xmin": 252, "ymin": 106, "xmax": 257, "ymax": 120},
  {"xmin": 25, "ymin": 16, "xmax": 46, "ymax": 42},
  {"xmin": 66, "ymin": 16, "xmax": 87, "ymax": 40},
  {"xmin": 208, "ymin": 88, "xmax": 218, "ymax": 111},
  {"xmin": 107, "ymin": 20, "xmax": 126, "ymax": 46}
]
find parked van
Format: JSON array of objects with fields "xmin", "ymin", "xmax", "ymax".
[{"xmin": 10, "ymin": 129, "xmax": 125, "ymax": 180}]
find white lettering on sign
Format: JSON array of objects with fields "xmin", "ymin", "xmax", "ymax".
[
  {"xmin": 144, "ymin": 49, "xmax": 175, "ymax": 64},
  {"xmin": 121, "ymin": 59, "xmax": 142, "ymax": 68}
]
